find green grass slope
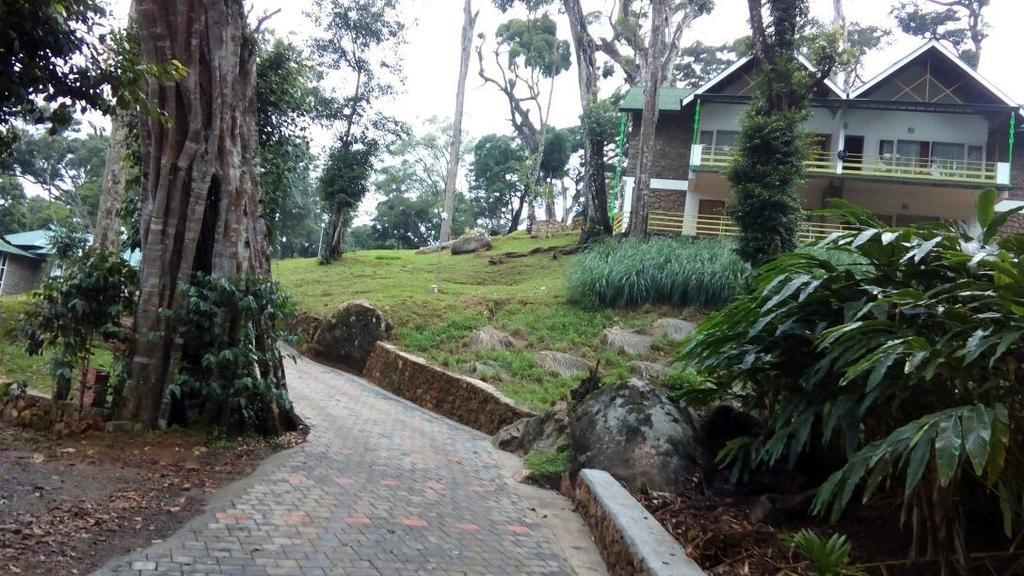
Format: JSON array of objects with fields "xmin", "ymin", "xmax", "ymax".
[{"xmin": 274, "ymin": 233, "xmax": 695, "ymax": 411}]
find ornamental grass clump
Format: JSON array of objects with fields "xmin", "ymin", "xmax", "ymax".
[
  {"xmin": 679, "ymin": 193, "xmax": 1024, "ymax": 571},
  {"xmin": 567, "ymin": 236, "xmax": 749, "ymax": 309}
]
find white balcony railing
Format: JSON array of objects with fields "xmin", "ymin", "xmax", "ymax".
[{"xmin": 690, "ymin": 144, "xmax": 1011, "ymax": 186}]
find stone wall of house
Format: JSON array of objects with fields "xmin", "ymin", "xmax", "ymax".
[
  {"xmin": 649, "ymin": 190, "xmax": 686, "ymax": 214},
  {"xmin": 1, "ymin": 254, "xmax": 42, "ymax": 296},
  {"xmin": 624, "ymin": 110, "xmax": 694, "ymax": 182},
  {"xmin": 1000, "ymin": 212, "xmax": 1024, "ymax": 236},
  {"xmin": 362, "ymin": 343, "xmax": 535, "ymax": 434},
  {"xmin": 0, "ymin": 387, "xmax": 111, "ymax": 434}
]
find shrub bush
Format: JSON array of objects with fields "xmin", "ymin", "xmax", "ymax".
[
  {"xmin": 679, "ymin": 194, "xmax": 1024, "ymax": 569},
  {"xmin": 567, "ymin": 236, "xmax": 749, "ymax": 309}
]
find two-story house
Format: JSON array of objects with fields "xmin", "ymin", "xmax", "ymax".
[{"xmin": 617, "ymin": 40, "xmax": 1024, "ymax": 238}]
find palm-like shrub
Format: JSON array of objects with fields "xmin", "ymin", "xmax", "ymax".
[
  {"xmin": 680, "ymin": 193, "xmax": 1024, "ymax": 569},
  {"xmin": 567, "ymin": 236, "xmax": 749, "ymax": 309}
]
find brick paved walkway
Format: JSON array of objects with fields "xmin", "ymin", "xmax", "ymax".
[{"xmin": 95, "ymin": 353, "xmax": 602, "ymax": 576}]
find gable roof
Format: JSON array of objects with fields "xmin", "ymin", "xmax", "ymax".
[
  {"xmin": 681, "ymin": 53, "xmax": 845, "ymax": 106},
  {"xmin": 619, "ymin": 86, "xmax": 695, "ymax": 112},
  {"xmin": 849, "ymin": 39, "xmax": 1019, "ymax": 108},
  {"xmin": 4, "ymin": 228, "xmax": 53, "ymax": 250},
  {"xmin": 0, "ymin": 237, "xmax": 42, "ymax": 260}
]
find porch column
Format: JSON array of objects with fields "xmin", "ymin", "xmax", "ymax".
[{"xmin": 836, "ymin": 106, "xmax": 846, "ymax": 176}]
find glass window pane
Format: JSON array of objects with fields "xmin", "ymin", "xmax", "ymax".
[
  {"xmin": 896, "ymin": 140, "xmax": 927, "ymax": 159},
  {"xmin": 699, "ymin": 130, "xmax": 714, "ymax": 146},
  {"xmin": 968, "ymin": 145, "xmax": 984, "ymax": 163},
  {"xmin": 715, "ymin": 130, "xmax": 740, "ymax": 148},
  {"xmin": 932, "ymin": 142, "xmax": 965, "ymax": 161},
  {"xmin": 879, "ymin": 140, "xmax": 895, "ymax": 156}
]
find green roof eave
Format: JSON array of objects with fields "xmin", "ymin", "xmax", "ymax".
[
  {"xmin": 619, "ymin": 86, "xmax": 694, "ymax": 112},
  {"xmin": 0, "ymin": 237, "xmax": 43, "ymax": 260}
]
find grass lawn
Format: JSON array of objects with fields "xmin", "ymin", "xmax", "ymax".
[
  {"xmin": 274, "ymin": 232, "xmax": 699, "ymax": 410},
  {"xmin": 0, "ymin": 296, "xmax": 115, "ymax": 396}
]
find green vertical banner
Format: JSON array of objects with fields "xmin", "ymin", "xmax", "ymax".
[
  {"xmin": 1010, "ymin": 113, "xmax": 1016, "ymax": 168},
  {"xmin": 690, "ymin": 98, "xmax": 702, "ymax": 146},
  {"xmin": 610, "ymin": 114, "xmax": 627, "ymax": 215}
]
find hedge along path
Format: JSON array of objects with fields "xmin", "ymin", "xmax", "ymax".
[{"xmin": 96, "ymin": 352, "xmax": 605, "ymax": 575}]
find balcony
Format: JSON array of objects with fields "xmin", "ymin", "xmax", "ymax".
[
  {"xmin": 690, "ymin": 144, "xmax": 1011, "ymax": 187},
  {"xmin": 645, "ymin": 211, "xmax": 852, "ymax": 242}
]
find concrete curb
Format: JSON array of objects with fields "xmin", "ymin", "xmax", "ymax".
[{"xmin": 575, "ymin": 469, "xmax": 706, "ymax": 576}]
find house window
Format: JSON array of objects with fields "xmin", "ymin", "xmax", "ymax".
[
  {"xmin": 715, "ymin": 130, "xmax": 740, "ymax": 149},
  {"xmin": 879, "ymin": 140, "xmax": 895, "ymax": 158},
  {"xmin": 968, "ymin": 145, "xmax": 984, "ymax": 166},
  {"xmin": 699, "ymin": 130, "xmax": 714, "ymax": 146},
  {"xmin": 0, "ymin": 253, "xmax": 7, "ymax": 295}
]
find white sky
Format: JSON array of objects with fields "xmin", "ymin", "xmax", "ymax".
[
  {"xmin": 100, "ymin": 0, "xmax": 1024, "ymax": 146},
  {"xmin": 91, "ymin": 0, "xmax": 1024, "ymax": 224}
]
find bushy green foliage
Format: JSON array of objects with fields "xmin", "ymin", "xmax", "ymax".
[
  {"xmin": 727, "ymin": 100, "xmax": 807, "ymax": 264},
  {"xmin": 783, "ymin": 530, "xmax": 864, "ymax": 576},
  {"xmin": 166, "ymin": 274, "xmax": 296, "ymax": 436},
  {"xmin": 681, "ymin": 194, "xmax": 1024, "ymax": 566},
  {"xmin": 567, "ymin": 237, "xmax": 749, "ymax": 309},
  {"xmin": 22, "ymin": 250, "xmax": 138, "ymax": 402}
]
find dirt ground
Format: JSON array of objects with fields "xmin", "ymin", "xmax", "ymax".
[
  {"xmin": 0, "ymin": 424, "xmax": 305, "ymax": 576},
  {"xmin": 638, "ymin": 473, "xmax": 1011, "ymax": 576}
]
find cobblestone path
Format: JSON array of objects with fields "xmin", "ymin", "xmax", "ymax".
[{"xmin": 95, "ymin": 353, "xmax": 602, "ymax": 576}]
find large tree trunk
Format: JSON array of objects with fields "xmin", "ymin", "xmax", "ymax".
[
  {"xmin": 440, "ymin": 0, "xmax": 478, "ymax": 243},
  {"xmin": 120, "ymin": 0, "xmax": 284, "ymax": 429},
  {"xmin": 626, "ymin": 0, "xmax": 666, "ymax": 238},
  {"xmin": 93, "ymin": 115, "xmax": 128, "ymax": 252},
  {"xmin": 564, "ymin": 0, "xmax": 611, "ymax": 245}
]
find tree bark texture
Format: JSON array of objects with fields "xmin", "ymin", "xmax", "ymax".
[
  {"xmin": 626, "ymin": 0, "xmax": 666, "ymax": 238},
  {"xmin": 93, "ymin": 115, "xmax": 128, "ymax": 253},
  {"xmin": 563, "ymin": 0, "xmax": 611, "ymax": 245},
  {"xmin": 440, "ymin": 0, "xmax": 478, "ymax": 244},
  {"xmin": 121, "ymin": 0, "xmax": 280, "ymax": 428}
]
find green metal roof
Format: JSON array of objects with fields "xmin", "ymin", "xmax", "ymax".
[
  {"xmin": 0, "ymin": 237, "xmax": 42, "ymax": 260},
  {"xmin": 4, "ymin": 228, "xmax": 53, "ymax": 252},
  {"xmin": 619, "ymin": 86, "xmax": 694, "ymax": 112}
]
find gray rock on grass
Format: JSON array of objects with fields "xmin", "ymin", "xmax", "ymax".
[
  {"xmin": 536, "ymin": 351, "xmax": 594, "ymax": 378},
  {"xmin": 600, "ymin": 327, "xmax": 655, "ymax": 355}
]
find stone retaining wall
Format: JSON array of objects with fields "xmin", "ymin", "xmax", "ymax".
[
  {"xmin": 362, "ymin": 342, "xmax": 535, "ymax": 434},
  {"xmin": 575, "ymin": 469, "xmax": 705, "ymax": 576},
  {"xmin": 0, "ymin": 388, "xmax": 111, "ymax": 434}
]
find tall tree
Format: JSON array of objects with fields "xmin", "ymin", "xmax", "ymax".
[
  {"xmin": 729, "ymin": 0, "xmax": 839, "ymax": 264},
  {"xmin": 892, "ymin": 0, "xmax": 988, "ymax": 68},
  {"xmin": 255, "ymin": 36, "xmax": 333, "ymax": 257},
  {"xmin": 469, "ymin": 134, "xmax": 528, "ymax": 233},
  {"xmin": 478, "ymin": 12, "xmax": 570, "ymax": 233},
  {"xmin": 119, "ymin": 0, "xmax": 289, "ymax": 430},
  {"xmin": 310, "ymin": 0, "xmax": 407, "ymax": 263},
  {"xmin": 440, "ymin": 0, "xmax": 479, "ymax": 244},
  {"xmin": 673, "ymin": 39, "xmax": 749, "ymax": 87},
  {"xmin": 0, "ymin": 0, "xmax": 110, "ymax": 157},
  {"xmin": 625, "ymin": 0, "xmax": 668, "ymax": 238},
  {"xmin": 0, "ymin": 175, "xmax": 28, "ymax": 234},
  {"xmin": 595, "ymin": 0, "xmax": 714, "ymax": 85}
]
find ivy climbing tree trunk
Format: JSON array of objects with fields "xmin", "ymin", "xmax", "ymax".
[
  {"xmin": 563, "ymin": 0, "xmax": 611, "ymax": 245},
  {"xmin": 440, "ymin": 0, "xmax": 478, "ymax": 244},
  {"xmin": 93, "ymin": 115, "xmax": 127, "ymax": 253},
  {"xmin": 120, "ymin": 0, "xmax": 286, "ymax": 430}
]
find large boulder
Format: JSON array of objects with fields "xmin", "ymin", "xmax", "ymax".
[
  {"xmin": 649, "ymin": 318, "xmax": 697, "ymax": 341},
  {"xmin": 493, "ymin": 401, "xmax": 569, "ymax": 456},
  {"xmin": 415, "ymin": 240, "xmax": 454, "ymax": 255},
  {"xmin": 467, "ymin": 326, "xmax": 518, "ymax": 351},
  {"xmin": 536, "ymin": 351, "xmax": 594, "ymax": 377},
  {"xmin": 569, "ymin": 379, "xmax": 704, "ymax": 492},
  {"xmin": 461, "ymin": 360, "xmax": 511, "ymax": 382},
  {"xmin": 600, "ymin": 327, "xmax": 654, "ymax": 355},
  {"xmin": 451, "ymin": 233, "xmax": 492, "ymax": 255},
  {"xmin": 311, "ymin": 300, "xmax": 394, "ymax": 372}
]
